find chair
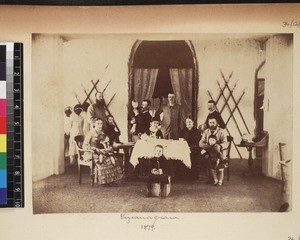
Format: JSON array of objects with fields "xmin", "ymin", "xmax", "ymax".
[
  {"xmin": 74, "ymin": 135, "xmax": 95, "ymax": 186},
  {"xmin": 224, "ymin": 136, "xmax": 233, "ymax": 181},
  {"xmin": 279, "ymin": 142, "xmax": 291, "ymax": 195}
]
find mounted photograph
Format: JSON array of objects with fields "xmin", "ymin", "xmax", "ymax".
[{"xmin": 31, "ymin": 33, "xmax": 293, "ymax": 214}]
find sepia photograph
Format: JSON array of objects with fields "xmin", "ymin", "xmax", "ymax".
[{"xmin": 31, "ymin": 33, "xmax": 293, "ymax": 214}]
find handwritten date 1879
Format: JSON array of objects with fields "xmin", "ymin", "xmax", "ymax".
[{"xmin": 141, "ymin": 224, "xmax": 155, "ymax": 231}]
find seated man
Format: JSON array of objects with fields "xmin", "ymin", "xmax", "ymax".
[
  {"xmin": 199, "ymin": 116, "xmax": 228, "ymax": 182},
  {"xmin": 145, "ymin": 145, "xmax": 170, "ymax": 198}
]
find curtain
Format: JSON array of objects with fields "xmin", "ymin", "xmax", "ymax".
[
  {"xmin": 133, "ymin": 68, "xmax": 159, "ymax": 106},
  {"xmin": 169, "ymin": 68, "xmax": 193, "ymax": 121}
]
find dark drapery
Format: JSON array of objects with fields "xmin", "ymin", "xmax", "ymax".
[
  {"xmin": 169, "ymin": 68, "xmax": 193, "ymax": 121},
  {"xmin": 132, "ymin": 68, "xmax": 159, "ymax": 106}
]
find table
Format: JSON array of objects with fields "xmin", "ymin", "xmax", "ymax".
[
  {"xmin": 129, "ymin": 139, "xmax": 191, "ymax": 168},
  {"xmin": 237, "ymin": 133, "xmax": 268, "ymax": 173},
  {"xmin": 116, "ymin": 142, "xmax": 135, "ymax": 175}
]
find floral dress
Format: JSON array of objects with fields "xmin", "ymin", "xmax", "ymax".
[{"xmin": 83, "ymin": 129, "xmax": 123, "ymax": 185}]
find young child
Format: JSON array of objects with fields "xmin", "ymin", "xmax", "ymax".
[
  {"xmin": 205, "ymin": 135, "xmax": 226, "ymax": 186},
  {"xmin": 130, "ymin": 107, "xmax": 140, "ymax": 143},
  {"xmin": 97, "ymin": 133, "xmax": 116, "ymax": 166},
  {"xmin": 105, "ymin": 115, "xmax": 121, "ymax": 145},
  {"xmin": 146, "ymin": 116, "xmax": 163, "ymax": 139},
  {"xmin": 145, "ymin": 145, "xmax": 170, "ymax": 198}
]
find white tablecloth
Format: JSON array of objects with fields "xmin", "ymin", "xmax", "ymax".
[{"xmin": 129, "ymin": 139, "xmax": 191, "ymax": 168}]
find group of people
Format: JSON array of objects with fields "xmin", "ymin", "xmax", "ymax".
[
  {"xmin": 64, "ymin": 90, "xmax": 229, "ymax": 194},
  {"xmin": 128, "ymin": 93, "xmax": 229, "ymax": 197},
  {"xmin": 130, "ymin": 93, "xmax": 184, "ymax": 141},
  {"xmin": 64, "ymin": 92, "xmax": 122, "ymax": 187}
]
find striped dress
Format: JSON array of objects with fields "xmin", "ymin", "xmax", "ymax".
[{"xmin": 83, "ymin": 129, "xmax": 123, "ymax": 185}]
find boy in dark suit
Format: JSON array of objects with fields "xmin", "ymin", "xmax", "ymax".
[{"xmin": 146, "ymin": 145, "xmax": 170, "ymax": 198}]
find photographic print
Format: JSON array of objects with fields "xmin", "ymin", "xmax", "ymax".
[{"xmin": 31, "ymin": 33, "xmax": 293, "ymax": 214}]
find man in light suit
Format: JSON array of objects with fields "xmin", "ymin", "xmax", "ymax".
[{"xmin": 156, "ymin": 93, "xmax": 184, "ymax": 140}]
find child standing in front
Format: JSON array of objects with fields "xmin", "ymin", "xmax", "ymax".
[{"xmin": 206, "ymin": 135, "xmax": 226, "ymax": 186}]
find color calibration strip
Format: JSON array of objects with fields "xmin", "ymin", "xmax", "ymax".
[
  {"xmin": 0, "ymin": 43, "xmax": 24, "ymax": 208},
  {"xmin": 0, "ymin": 45, "xmax": 7, "ymax": 205}
]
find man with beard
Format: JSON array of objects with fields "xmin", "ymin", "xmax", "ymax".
[
  {"xmin": 199, "ymin": 116, "xmax": 228, "ymax": 182},
  {"xmin": 87, "ymin": 92, "xmax": 107, "ymax": 130},
  {"xmin": 205, "ymin": 100, "xmax": 226, "ymax": 129},
  {"xmin": 136, "ymin": 99, "xmax": 152, "ymax": 138}
]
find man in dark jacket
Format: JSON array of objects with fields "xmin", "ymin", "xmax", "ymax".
[
  {"xmin": 205, "ymin": 100, "xmax": 226, "ymax": 129},
  {"xmin": 136, "ymin": 99, "xmax": 152, "ymax": 137}
]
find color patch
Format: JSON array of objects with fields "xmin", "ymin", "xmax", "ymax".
[
  {"xmin": 0, "ymin": 82, "xmax": 6, "ymax": 98},
  {"xmin": 0, "ymin": 188, "xmax": 6, "ymax": 204},
  {"xmin": 0, "ymin": 99, "xmax": 6, "ymax": 116},
  {"xmin": 0, "ymin": 134, "xmax": 6, "ymax": 152},
  {"xmin": 0, "ymin": 170, "xmax": 7, "ymax": 188},
  {"xmin": 0, "ymin": 152, "xmax": 6, "ymax": 169},
  {"xmin": 0, "ymin": 117, "xmax": 6, "ymax": 133}
]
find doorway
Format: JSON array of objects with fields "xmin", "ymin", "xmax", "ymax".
[
  {"xmin": 254, "ymin": 60, "xmax": 266, "ymax": 160},
  {"xmin": 128, "ymin": 40, "xmax": 198, "ymax": 138}
]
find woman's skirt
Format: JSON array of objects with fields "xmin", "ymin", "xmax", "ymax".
[{"xmin": 94, "ymin": 154, "xmax": 123, "ymax": 185}]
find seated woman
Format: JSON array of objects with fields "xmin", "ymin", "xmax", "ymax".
[
  {"xmin": 145, "ymin": 145, "xmax": 170, "ymax": 198},
  {"xmin": 180, "ymin": 117, "xmax": 202, "ymax": 180},
  {"xmin": 83, "ymin": 118, "xmax": 123, "ymax": 187}
]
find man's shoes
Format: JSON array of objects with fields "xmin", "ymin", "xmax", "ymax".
[{"xmin": 218, "ymin": 181, "xmax": 223, "ymax": 186}]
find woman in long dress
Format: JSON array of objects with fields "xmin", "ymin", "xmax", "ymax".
[{"xmin": 83, "ymin": 118, "xmax": 123, "ymax": 186}]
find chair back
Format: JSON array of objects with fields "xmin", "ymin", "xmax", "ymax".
[
  {"xmin": 226, "ymin": 136, "xmax": 233, "ymax": 159},
  {"xmin": 74, "ymin": 135, "xmax": 85, "ymax": 160},
  {"xmin": 279, "ymin": 142, "xmax": 290, "ymax": 162},
  {"xmin": 279, "ymin": 142, "xmax": 291, "ymax": 195}
]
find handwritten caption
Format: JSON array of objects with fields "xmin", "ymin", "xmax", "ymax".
[
  {"xmin": 120, "ymin": 213, "xmax": 181, "ymax": 231},
  {"xmin": 282, "ymin": 20, "xmax": 300, "ymax": 28}
]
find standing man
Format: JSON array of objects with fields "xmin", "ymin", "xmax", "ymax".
[
  {"xmin": 156, "ymin": 93, "xmax": 184, "ymax": 140},
  {"xmin": 87, "ymin": 92, "xmax": 107, "ymax": 130},
  {"xmin": 136, "ymin": 99, "xmax": 152, "ymax": 137},
  {"xmin": 205, "ymin": 100, "xmax": 226, "ymax": 129}
]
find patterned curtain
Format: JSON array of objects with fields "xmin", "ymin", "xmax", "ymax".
[
  {"xmin": 133, "ymin": 68, "xmax": 159, "ymax": 107},
  {"xmin": 169, "ymin": 68, "xmax": 193, "ymax": 121}
]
